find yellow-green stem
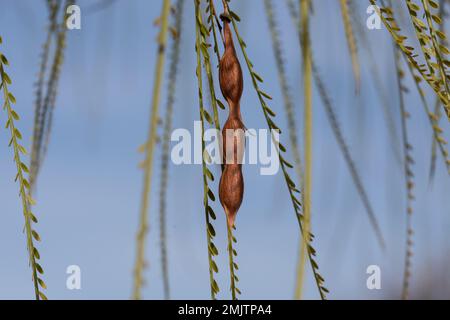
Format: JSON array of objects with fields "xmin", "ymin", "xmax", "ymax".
[
  {"xmin": 195, "ymin": 0, "xmax": 220, "ymax": 299},
  {"xmin": 1, "ymin": 48, "xmax": 45, "ymax": 300},
  {"xmin": 339, "ymin": 0, "xmax": 360, "ymax": 93},
  {"xmin": 132, "ymin": 0, "xmax": 171, "ymax": 300},
  {"xmin": 224, "ymin": 0, "xmax": 327, "ymax": 300},
  {"xmin": 227, "ymin": 224, "xmax": 238, "ymax": 300},
  {"xmin": 295, "ymin": 0, "xmax": 312, "ymax": 301}
]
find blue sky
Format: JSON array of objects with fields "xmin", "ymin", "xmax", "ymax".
[{"xmin": 0, "ymin": 0, "xmax": 449, "ymax": 299}]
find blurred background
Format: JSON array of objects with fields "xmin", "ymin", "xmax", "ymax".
[{"xmin": 0, "ymin": 0, "xmax": 449, "ymax": 299}]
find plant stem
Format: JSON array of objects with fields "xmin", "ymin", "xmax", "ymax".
[
  {"xmin": 132, "ymin": 0, "xmax": 171, "ymax": 300},
  {"xmin": 159, "ymin": 0, "xmax": 185, "ymax": 300},
  {"xmin": 195, "ymin": 0, "xmax": 220, "ymax": 299},
  {"xmin": 296, "ymin": 0, "xmax": 312, "ymax": 300},
  {"xmin": 227, "ymin": 224, "xmax": 238, "ymax": 300},
  {"xmin": 393, "ymin": 43, "xmax": 415, "ymax": 302},
  {"xmin": 223, "ymin": 0, "xmax": 327, "ymax": 299},
  {"xmin": 1, "ymin": 41, "xmax": 46, "ymax": 299}
]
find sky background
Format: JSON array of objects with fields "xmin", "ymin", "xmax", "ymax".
[{"xmin": 0, "ymin": 0, "xmax": 449, "ymax": 300}]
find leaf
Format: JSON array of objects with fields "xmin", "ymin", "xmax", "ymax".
[
  {"xmin": 264, "ymin": 105, "xmax": 276, "ymax": 117},
  {"xmin": 32, "ymin": 230, "xmax": 41, "ymax": 242},
  {"xmin": 33, "ymin": 247, "xmax": 40, "ymax": 260},
  {"xmin": 203, "ymin": 109, "xmax": 213, "ymax": 124},
  {"xmin": 207, "ymin": 206, "xmax": 216, "ymax": 220},
  {"xmin": 14, "ymin": 128, "xmax": 22, "ymax": 140},
  {"xmin": 30, "ymin": 212, "xmax": 38, "ymax": 223},
  {"xmin": 11, "ymin": 109, "xmax": 19, "ymax": 120},
  {"xmin": 23, "ymin": 179, "xmax": 30, "ymax": 190},
  {"xmin": 253, "ymin": 71, "xmax": 264, "ymax": 83},
  {"xmin": 211, "ymin": 260, "xmax": 218, "ymax": 273},
  {"xmin": 18, "ymin": 145, "xmax": 27, "ymax": 155},
  {"xmin": 209, "ymin": 242, "xmax": 218, "ymax": 256},
  {"xmin": 230, "ymin": 11, "xmax": 241, "ymax": 22},
  {"xmin": 207, "ymin": 223, "xmax": 216, "ymax": 237},
  {"xmin": 0, "ymin": 54, "xmax": 8, "ymax": 65},
  {"xmin": 38, "ymin": 278, "xmax": 47, "ymax": 289},
  {"xmin": 207, "ymin": 188, "xmax": 215, "ymax": 201},
  {"xmin": 212, "ymin": 279, "xmax": 219, "ymax": 293},
  {"xmin": 36, "ymin": 263, "xmax": 44, "ymax": 274},
  {"xmin": 216, "ymin": 99, "xmax": 226, "ymax": 110},
  {"xmin": 38, "ymin": 291, "xmax": 48, "ymax": 300},
  {"xmin": 205, "ymin": 168, "xmax": 214, "ymax": 181},
  {"xmin": 2, "ymin": 72, "xmax": 11, "ymax": 84},
  {"xmin": 20, "ymin": 162, "xmax": 29, "ymax": 173},
  {"xmin": 8, "ymin": 92, "xmax": 16, "ymax": 104},
  {"xmin": 259, "ymin": 90, "xmax": 273, "ymax": 100}
]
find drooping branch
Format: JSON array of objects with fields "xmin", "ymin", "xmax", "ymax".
[{"xmin": 132, "ymin": 0, "xmax": 171, "ymax": 300}]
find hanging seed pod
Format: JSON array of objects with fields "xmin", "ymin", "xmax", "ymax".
[
  {"xmin": 218, "ymin": 11, "xmax": 245, "ymax": 228},
  {"xmin": 219, "ymin": 13, "xmax": 243, "ymax": 114}
]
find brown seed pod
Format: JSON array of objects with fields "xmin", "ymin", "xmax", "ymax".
[
  {"xmin": 219, "ymin": 162, "xmax": 244, "ymax": 228},
  {"xmin": 219, "ymin": 13, "xmax": 243, "ymax": 117},
  {"xmin": 218, "ymin": 12, "xmax": 245, "ymax": 228}
]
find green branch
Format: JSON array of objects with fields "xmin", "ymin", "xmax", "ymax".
[
  {"xmin": 132, "ymin": 0, "xmax": 171, "ymax": 300},
  {"xmin": 194, "ymin": 0, "xmax": 220, "ymax": 299},
  {"xmin": 224, "ymin": 0, "xmax": 328, "ymax": 299},
  {"xmin": 159, "ymin": 0, "xmax": 185, "ymax": 300},
  {"xmin": 1, "ymin": 36, "xmax": 47, "ymax": 300}
]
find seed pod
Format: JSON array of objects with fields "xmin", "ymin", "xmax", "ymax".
[
  {"xmin": 218, "ymin": 12, "xmax": 245, "ymax": 228},
  {"xmin": 220, "ymin": 118, "xmax": 245, "ymax": 228},
  {"xmin": 219, "ymin": 12, "xmax": 243, "ymax": 117},
  {"xmin": 219, "ymin": 162, "xmax": 244, "ymax": 228}
]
